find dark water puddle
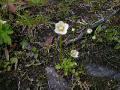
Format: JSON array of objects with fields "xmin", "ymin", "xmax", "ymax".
[{"xmin": 85, "ymin": 64, "xmax": 120, "ymax": 81}]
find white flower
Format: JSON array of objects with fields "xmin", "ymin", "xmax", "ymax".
[
  {"xmin": 72, "ymin": 28, "xmax": 75, "ymax": 32},
  {"xmin": 87, "ymin": 28, "xmax": 93, "ymax": 34},
  {"xmin": 0, "ymin": 20, "xmax": 6, "ymax": 24},
  {"xmin": 55, "ymin": 21, "xmax": 69, "ymax": 35},
  {"xmin": 70, "ymin": 50, "xmax": 79, "ymax": 58},
  {"xmin": 92, "ymin": 35, "xmax": 96, "ymax": 40}
]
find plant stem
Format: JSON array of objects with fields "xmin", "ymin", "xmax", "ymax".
[
  {"xmin": 72, "ymin": 31, "xmax": 75, "ymax": 49},
  {"xmin": 60, "ymin": 35, "xmax": 63, "ymax": 63}
]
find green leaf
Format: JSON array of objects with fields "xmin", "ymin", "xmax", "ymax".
[
  {"xmin": 10, "ymin": 57, "xmax": 18, "ymax": 64},
  {"xmin": 20, "ymin": 40, "xmax": 28, "ymax": 49},
  {"xmin": 55, "ymin": 64, "xmax": 61, "ymax": 69},
  {"xmin": 114, "ymin": 43, "xmax": 120, "ymax": 49},
  {"xmin": 55, "ymin": 58, "xmax": 77, "ymax": 76},
  {"xmin": 96, "ymin": 25, "xmax": 102, "ymax": 32},
  {"xmin": 29, "ymin": 0, "xmax": 48, "ymax": 5},
  {"xmin": 1, "ymin": 33, "xmax": 12, "ymax": 45},
  {"xmin": 0, "ymin": 24, "xmax": 13, "ymax": 45}
]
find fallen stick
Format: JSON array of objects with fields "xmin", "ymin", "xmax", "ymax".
[{"xmin": 65, "ymin": 9, "xmax": 120, "ymax": 46}]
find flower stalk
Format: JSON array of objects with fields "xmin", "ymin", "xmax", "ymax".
[
  {"xmin": 60, "ymin": 35, "xmax": 62, "ymax": 62},
  {"xmin": 54, "ymin": 21, "xmax": 69, "ymax": 62}
]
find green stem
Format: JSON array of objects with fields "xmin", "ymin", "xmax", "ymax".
[
  {"xmin": 60, "ymin": 35, "xmax": 62, "ymax": 63},
  {"xmin": 72, "ymin": 31, "xmax": 75, "ymax": 49}
]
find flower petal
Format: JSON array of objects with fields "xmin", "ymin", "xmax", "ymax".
[{"xmin": 64, "ymin": 23, "xmax": 69, "ymax": 31}]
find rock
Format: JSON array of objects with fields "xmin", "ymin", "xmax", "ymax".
[
  {"xmin": 113, "ymin": 73, "xmax": 120, "ymax": 81},
  {"xmin": 85, "ymin": 64, "xmax": 116, "ymax": 78},
  {"xmin": 45, "ymin": 67, "xmax": 69, "ymax": 90},
  {"xmin": 85, "ymin": 64, "xmax": 120, "ymax": 81}
]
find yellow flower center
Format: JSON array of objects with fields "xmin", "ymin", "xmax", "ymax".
[{"xmin": 58, "ymin": 26, "xmax": 64, "ymax": 32}]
